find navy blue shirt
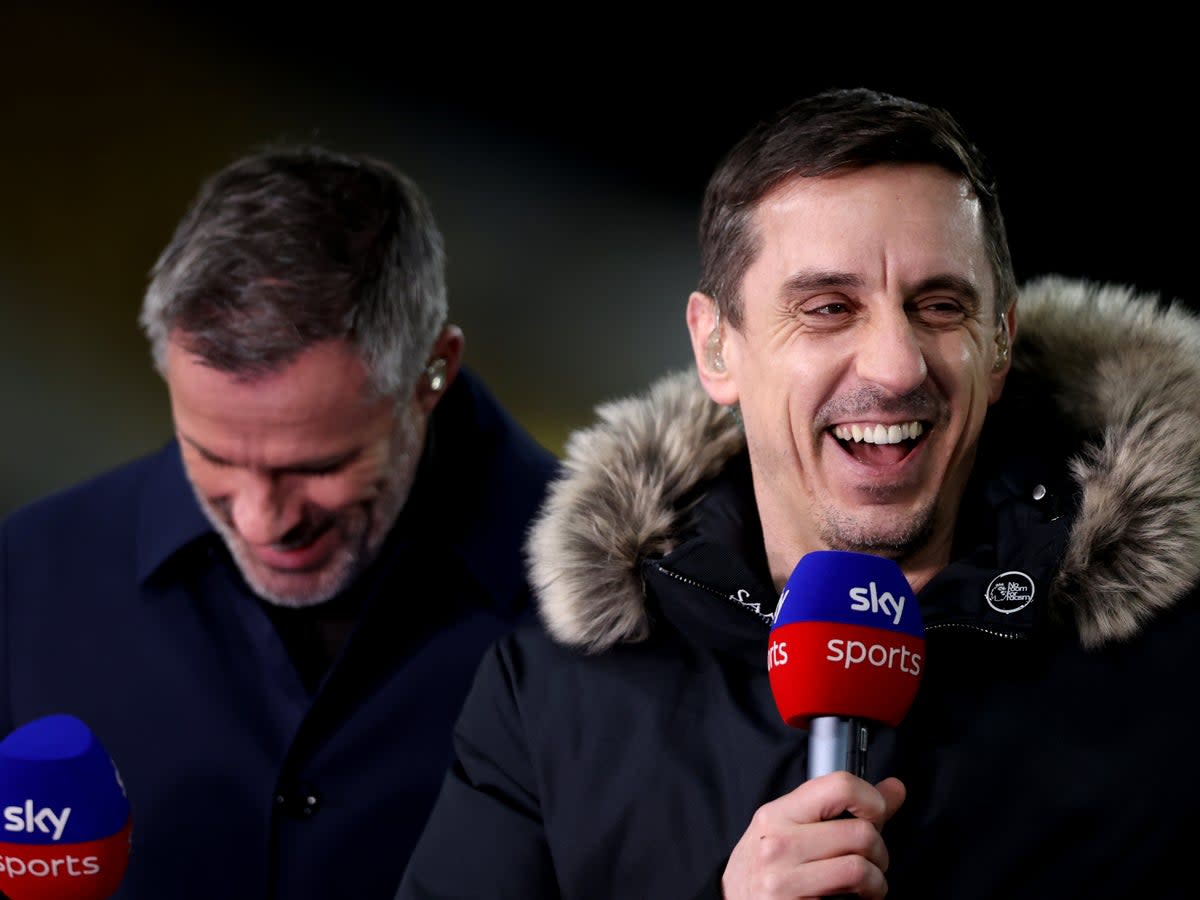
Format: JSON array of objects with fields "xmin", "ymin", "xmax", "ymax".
[{"xmin": 0, "ymin": 368, "xmax": 558, "ymax": 899}]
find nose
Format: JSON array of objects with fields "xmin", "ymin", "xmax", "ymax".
[
  {"xmin": 854, "ymin": 308, "xmax": 928, "ymax": 395},
  {"xmin": 228, "ymin": 472, "xmax": 303, "ymax": 546}
]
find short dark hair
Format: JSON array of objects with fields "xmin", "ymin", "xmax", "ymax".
[
  {"xmin": 141, "ymin": 145, "xmax": 447, "ymax": 398},
  {"xmin": 697, "ymin": 87, "xmax": 1016, "ymax": 329}
]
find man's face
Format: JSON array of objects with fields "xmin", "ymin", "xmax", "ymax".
[
  {"xmin": 694, "ymin": 164, "xmax": 1013, "ymax": 575},
  {"xmin": 165, "ymin": 338, "xmax": 424, "ymax": 608}
]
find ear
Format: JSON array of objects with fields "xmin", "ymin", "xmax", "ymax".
[
  {"xmin": 686, "ymin": 291, "xmax": 738, "ymax": 406},
  {"xmin": 988, "ymin": 302, "xmax": 1017, "ymax": 405},
  {"xmin": 416, "ymin": 324, "xmax": 465, "ymax": 414}
]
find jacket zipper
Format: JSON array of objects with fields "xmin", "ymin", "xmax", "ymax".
[
  {"xmin": 924, "ymin": 622, "xmax": 1026, "ymax": 640},
  {"xmin": 653, "ymin": 564, "xmax": 775, "ymax": 625}
]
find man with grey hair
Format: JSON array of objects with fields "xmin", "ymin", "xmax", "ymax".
[{"xmin": 0, "ymin": 145, "xmax": 558, "ymax": 898}]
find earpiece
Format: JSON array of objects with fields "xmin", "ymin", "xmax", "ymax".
[
  {"xmin": 993, "ymin": 327, "xmax": 1010, "ymax": 371},
  {"xmin": 425, "ymin": 357, "xmax": 448, "ymax": 392},
  {"xmin": 705, "ymin": 306, "xmax": 726, "ymax": 373}
]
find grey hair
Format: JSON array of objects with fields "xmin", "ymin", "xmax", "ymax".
[{"xmin": 140, "ymin": 144, "xmax": 446, "ymax": 399}]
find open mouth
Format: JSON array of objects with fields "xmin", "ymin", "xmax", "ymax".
[
  {"xmin": 276, "ymin": 517, "xmax": 336, "ymax": 553},
  {"xmin": 831, "ymin": 420, "xmax": 926, "ymax": 465},
  {"xmin": 252, "ymin": 519, "xmax": 339, "ymax": 572}
]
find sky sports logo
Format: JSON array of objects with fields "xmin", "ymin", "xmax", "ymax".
[
  {"xmin": 0, "ymin": 714, "xmax": 132, "ymax": 898},
  {"xmin": 5, "ymin": 803, "xmax": 72, "ymax": 841},
  {"xmin": 0, "ymin": 800, "xmax": 130, "ymax": 892},
  {"xmin": 0, "ymin": 802, "xmax": 104, "ymax": 881},
  {"xmin": 0, "ymin": 852, "xmax": 103, "ymax": 878},
  {"xmin": 768, "ymin": 551, "xmax": 926, "ymax": 729},
  {"xmin": 769, "ymin": 579, "xmax": 920, "ymax": 675}
]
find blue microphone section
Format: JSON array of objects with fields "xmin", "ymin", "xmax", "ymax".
[
  {"xmin": 774, "ymin": 549, "xmax": 923, "ymax": 638},
  {"xmin": 0, "ymin": 715, "xmax": 130, "ymax": 844}
]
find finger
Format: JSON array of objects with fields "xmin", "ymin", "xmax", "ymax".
[
  {"xmin": 783, "ymin": 816, "xmax": 891, "ymax": 871},
  {"xmin": 772, "ymin": 770, "xmax": 895, "ymax": 825},
  {"xmin": 871, "ymin": 776, "xmax": 906, "ymax": 826},
  {"xmin": 748, "ymin": 852, "xmax": 889, "ymax": 900},
  {"xmin": 802, "ymin": 854, "xmax": 890, "ymax": 900},
  {"xmin": 744, "ymin": 817, "xmax": 890, "ymax": 884}
]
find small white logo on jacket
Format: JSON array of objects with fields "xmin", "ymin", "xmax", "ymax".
[{"xmin": 985, "ymin": 571, "xmax": 1035, "ymax": 614}]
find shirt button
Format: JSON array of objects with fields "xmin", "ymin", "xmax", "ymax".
[
  {"xmin": 1032, "ymin": 484, "xmax": 1047, "ymax": 501},
  {"xmin": 275, "ymin": 785, "xmax": 321, "ymax": 819},
  {"xmin": 302, "ymin": 794, "xmax": 320, "ymax": 817}
]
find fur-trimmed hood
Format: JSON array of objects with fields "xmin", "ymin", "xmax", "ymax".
[{"xmin": 528, "ymin": 276, "xmax": 1200, "ymax": 652}]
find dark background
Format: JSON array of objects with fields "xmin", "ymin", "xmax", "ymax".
[{"xmin": 2, "ymin": 7, "xmax": 1192, "ymax": 516}]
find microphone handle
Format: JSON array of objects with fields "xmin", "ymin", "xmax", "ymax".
[
  {"xmin": 807, "ymin": 715, "xmax": 869, "ymax": 780},
  {"xmin": 808, "ymin": 716, "xmax": 870, "ymax": 900}
]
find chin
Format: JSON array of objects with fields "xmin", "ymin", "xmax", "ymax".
[
  {"xmin": 818, "ymin": 500, "xmax": 936, "ymax": 557},
  {"xmin": 237, "ymin": 546, "xmax": 360, "ymax": 609},
  {"xmin": 252, "ymin": 501, "xmax": 403, "ymax": 608}
]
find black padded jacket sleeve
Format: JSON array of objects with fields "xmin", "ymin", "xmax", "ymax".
[{"xmin": 395, "ymin": 636, "xmax": 559, "ymax": 899}]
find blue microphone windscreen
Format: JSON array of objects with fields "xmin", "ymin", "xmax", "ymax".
[
  {"xmin": 0, "ymin": 714, "xmax": 130, "ymax": 843},
  {"xmin": 773, "ymin": 549, "xmax": 922, "ymax": 637}
]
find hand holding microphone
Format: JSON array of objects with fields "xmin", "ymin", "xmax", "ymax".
[
  {"xmin": 721, "ymin": 772, "xmax": 905, "ymax": 900},
  {"xmin": 0, "ymin": 714, "xmax": 131, "ymax": 900},
  {"xmin": 723, "ymin": 551, "xmax": 924, "ymax": 899}
]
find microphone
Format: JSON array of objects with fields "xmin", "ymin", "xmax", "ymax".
[
  {"xmin": 768, "ymin": 550, "xmax": 925, "ymax": 780},
  {"xmin": 0, "ymin": 714, "xmax": 132, "ymax": 900}
]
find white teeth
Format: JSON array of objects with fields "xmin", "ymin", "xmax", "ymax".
[{"xmin": 832, "ymin": 421, "xmax": 924, "ymax": 444}]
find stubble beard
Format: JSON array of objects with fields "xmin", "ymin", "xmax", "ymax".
[
  {"xmin": 194, "ymin": 405, "xmax": 426, "ymax": 609},
  {"xmin": 815, "ymin": 489, "xmax": 937, "ymax": 558}
]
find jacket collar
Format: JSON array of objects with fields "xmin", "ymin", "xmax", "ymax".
[{"xmin": 528, "ymin": 276, "xmax": 1200, "ymax": 652}]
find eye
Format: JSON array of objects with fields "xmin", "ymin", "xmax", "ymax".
[
  {"xmin": 912, "ymin": 296, "xmax": 967, "ymax": 324},
  {"xmin": 281, "ymin": 452, "xmax": 359, "ymax": 477},
  {"xmin": 285, "ymin": 462, "xmax": 345, "ymax": 477},
  {"xmin": 800, "ymin": 293, "xmax": 855, "ymax": 317},
  {"xmin": 188, "ymin": 446, "xmax": 232, "ymax": 469}
]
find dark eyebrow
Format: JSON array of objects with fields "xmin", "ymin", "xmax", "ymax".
[
  {"xmin": 780, "ymin": 270, "xmax": 983, "ymax": 310},
  {"xmin": 180, "ymin": 435, "xmax": 230, "ymax": 466},
  {"xmin": 781, "ymin": 269, "xmax": 864, "ymax": 296},
  {"xmin": 910, "ymin": 274, "xmax": 981, "ymax": 305},
  {"xmin": 179, "ymin": 434, "xmax": 361, "ymax": 473}
]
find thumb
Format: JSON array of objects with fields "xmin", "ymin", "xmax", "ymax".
[{"xmin": 873, "ymin": 776, "xmax": 906, "ymax": 826}]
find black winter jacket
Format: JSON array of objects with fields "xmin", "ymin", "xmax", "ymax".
[{"xmin": 398, "ymin": 277, "xmax": 1200, "ymax": 899}]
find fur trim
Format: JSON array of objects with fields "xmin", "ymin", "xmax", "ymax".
[
  {"xmin": 528, "ymin": 277, "xmax": 1200, "ymax": 651},
  {"xmin": 526, "ymin": 370, "xmax": 744, "ymax": 652},
  {"xmin": 1015, "ymin": 277, "xmax": 1200, "ymax": 646}
]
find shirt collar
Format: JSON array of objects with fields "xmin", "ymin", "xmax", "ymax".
[{"xmin": 135, "ymin": 440, "xmax": 215, "ymax": 585}]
